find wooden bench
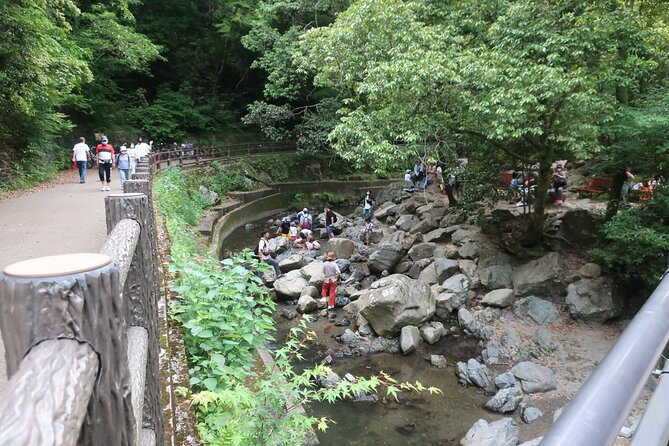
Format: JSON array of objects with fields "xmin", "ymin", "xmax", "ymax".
[
  {"xmin": 494, "ymin": 172, "xmax": 514, "ymax": 193},
  {"xmin": 574, "ymin": 177, "xmax": 612, "ymax": 196}
]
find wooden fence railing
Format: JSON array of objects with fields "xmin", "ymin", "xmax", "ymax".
[
  {"xmin": 0, "ymin": 159, "xmax": 163, "ymax": 446},
  {"xmin": 149, "ymin": 141, "xmax": 298, "ymax": 171}
]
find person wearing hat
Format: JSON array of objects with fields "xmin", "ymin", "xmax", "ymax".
[
  {"xmin": 115, "ymin": 145, "xmax": 132, "ymax": 190},
  {"xmin": 298, "ymin": 208, "xmax": 312, "ymax": 230},
  {"xmin": 96, "ymin": 135, "xmax": 115, "ymax": 191},
  {"xmin": 321, "ymin": 252, "xmax": 341, "ymax": 310}
]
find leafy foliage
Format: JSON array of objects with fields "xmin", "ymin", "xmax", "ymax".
[{"xmin": 594, "ymin": 188, "xmax": 669, "ymax": 291}]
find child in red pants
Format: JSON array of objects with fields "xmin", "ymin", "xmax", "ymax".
[{"xmin": 322, "ymin": 251, "xmax": 341, "ymax": 310}]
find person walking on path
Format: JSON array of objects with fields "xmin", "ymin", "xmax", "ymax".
[
  {"xmin": 258, "ymin": 230, "xmax": 282, "ymax": 277},
  {"xmin": 115, "ymin": 146, "xmax": 132, "ymax": 190},
  {"xmin": 321, "ymin": 252, "xmax": 341, "ymax": 310},
  {"xmin": 324, "ymin": 205, "xmax": 337, "ymax": 239},
  {"xmin": 359, "ymin": 190, "xmax": 375, "ymax": 220},
  {"xmin": 96, "ymin": 136, "xmax": 115, "ymax": 191},
  {"xmin": 72, "ymin": 137, "xmax": 91, "ymax": 183}
]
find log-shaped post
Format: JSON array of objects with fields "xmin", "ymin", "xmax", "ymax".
[
  {"xmin": 0, "ymin": 339, "xmax": 98, "ymax": 446},
  {"xmin": 130, "ymin": 172, "xmax": 150, "ymax": 182},
  {"xmin": 0, "ymin": 254, "xmax": 134, "ymax": 446},
  {"xmin": 104, "ymin": 193, "xmax": 163, "ymax": 444}
]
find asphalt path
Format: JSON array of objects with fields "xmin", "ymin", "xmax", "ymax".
[{"xmin": 0, "ymin": 171, "xmax": 110, "ymax": 393}]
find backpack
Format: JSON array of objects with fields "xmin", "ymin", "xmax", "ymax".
[{"xmin": 254, "ymin": 239, "xmax": 269, "ymax": 256}]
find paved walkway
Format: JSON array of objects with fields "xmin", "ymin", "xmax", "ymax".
[{"xmin": 0, "ymin": 172, "xmax": 110, "ymax": 393}]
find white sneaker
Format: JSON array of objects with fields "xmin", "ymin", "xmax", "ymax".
[
  {"xmin": 105, "ymin": 185, "xmax": 110, "ymax": 191},
  {"xmin": 101, "ymin": 186, "xmax": 105, "ymax": 191}
]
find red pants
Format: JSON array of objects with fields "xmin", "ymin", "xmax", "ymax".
[{"xmin": 322, "ymin": 280, "xmax": 337, "ymax": 307}]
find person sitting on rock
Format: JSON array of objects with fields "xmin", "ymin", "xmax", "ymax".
[
  {"xmin": 548, "ymin": 166, "xmax": 567, "ymax": 205},
  {"xmin": 321, "ymin": 251, "xmax": 341, "ymax": 310},
  {"xmin": 258, "ymin": 230, "xmax": 282, "ymax": 277},
  {"xmin": 276, "ymin": 217, "xmax": 291, "ymax": 238}
]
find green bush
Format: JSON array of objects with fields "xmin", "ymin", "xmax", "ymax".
[{"xmin": 594, "ymin": 188, "xmax": 669, "ymax": 292}]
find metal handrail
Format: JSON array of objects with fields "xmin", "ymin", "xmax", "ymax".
[{"xmin": 541, "ymin": 272, "xmax": 669, "ymax": 446}]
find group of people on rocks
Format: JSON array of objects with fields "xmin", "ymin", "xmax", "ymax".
[
  {"xmin": 404, "ymin": 158, "xmax": 464, "ymax": 199},
  {"xmin": 622, "ymin": 168, "xmax": 665, "ymax": 203},
  {"xmin": 72, "ymin": 135, "xmax": 151, "ymax": 191}
]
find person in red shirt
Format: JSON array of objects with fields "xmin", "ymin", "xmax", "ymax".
[{"xmin": 96, "ymin": 135, "xmax": 115, "ymax": 191}]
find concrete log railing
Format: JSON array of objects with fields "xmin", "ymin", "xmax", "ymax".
[{"xmin": 0, "ymin": 157, "xmax": 163, "ymax": 446}]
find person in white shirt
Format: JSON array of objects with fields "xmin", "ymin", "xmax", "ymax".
[
  {"xmin": 72, "ymin": 137, "xmax": 91, "ymax": 183},
  {"xmin": 136, "ymin": 138, "xmax": 151, "ymax": 159},
  {"xmin": 125, "ymin": 143, "xmax": 137, "ymax": 175}
]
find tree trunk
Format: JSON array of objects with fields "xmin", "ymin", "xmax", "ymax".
[
  {"xmin": 522, "ymin": 149, "xmax": 552, "ymax": 245},
  {"xmin": 605, "ymin": 170, "xmax": 626, "ymax": 221}
]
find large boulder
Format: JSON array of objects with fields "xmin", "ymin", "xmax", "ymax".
[
  {"xmin": 482, "ymin": 289, "xmax": 515, "ymax": 308},
  {"xmin": 395, "ymin": 214, "xmax": 419, "ymax": 232},
  {"xmin": 435, "ymin": 274, "xmax": 470, "ymax": 317},
  {"xmin": 328, "ymin": 238, "xmax": 356, "ymax": 259},
  {"xmin": 279, "ymin": 254, "xmax": 305, "ymax": 272},
  {"xmin": 296, "ymin": 295, "xmax": 318, "ymax": 314},
  {"xmin": 513, "ymin": 252, "xmax": 567, "ymax": 297},
  {"xmin": 451, "ymin": 228, "xmax": 477, "ymax": 244},
  {"xmin": 300, "ymin": 261, "xmax": 325, "ymax": 288},
  {"xmin": 459, "ymin": 259, "xmax": 480, "ymax": 289},
  {"xmin": 368, "ymin": 242, "xmax": 404, "ymax": 274},
  {"xmin": 407, "ymin": 258, "xmax": 432, "ymax": 280},
  {"xmin": 512, "ymin": 296, "xmax": 561, "ymax": 326},
  {"xmin": 420, "ymin": 322, "xmax": 446, "ymax": 344},
  {"xmin": 417, "ymin": 261, "xmax": 437, "ymax": 284},
  {"xmin": 435, "ymin": 258, "xmax": 460, "ymax": 283},
  {"xmin": 558, "ymin": 209, "xmax": 598, "ymax": 246},
  {"xmin": 375, "ymin": 201, "xmax": 399, "ymax": 220},
  {"xmin": 510, "ymin": 361, "xmax": 558, "ymax": 393},
  {"xmin": 456, "ymin": 359, "xmax": 492, "ymax": 388},
  {"xmin": 356, "ymin": 274, "xmax": 435, "ymax": 336},
  {"xmin": 423, "ymin": 227, "xmax": 451, "ymax": 243},
  {"xmin": 460, "ymin": 418, "xmax": 519, "ymax": 446},
  {"xmin": 458, "ymin": 241, "xmax": 480, "ymax": 260},
  {"xmin": 408, "ymin": 242, "xmax": 437, "ymax": 261},
  {"xmin": 273, "ymin": 270, "xmax": 309, "ymax": 299},
  {"xmin": 400, "ymin": 325, "xmax": 420, "ymax": 354},
  {"xmin": 268, "ymin": 236, "xmax": 290, "ymax": 255},
  {"xmin": 485, "ymin": 385, "xmax": 524, "ymax": 413},
  {"xmin": 409, "ymin": 214, "xmax": 440, "ymax": 234},
  {"xmin": 478, "ymin": 249, "xmax": 513, "ymax": 290},
  {"xmin": 566, "ymin": 277, "xmax": 623, "ymax": 324}
]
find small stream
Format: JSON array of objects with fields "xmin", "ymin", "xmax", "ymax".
[{"xmin": 222, "ymin": 211, "xmax": 500, "ymax": 445}]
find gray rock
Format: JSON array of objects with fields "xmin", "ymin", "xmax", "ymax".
[
  {"xmin": 458, "ymin": 308, "xmax": 474, "ymax": 326},
  {"xmin": 268, "ymin": 236, "xmax": 290, "ymax": 255},
  {"xmin": 329, "ymin": 238, "xmax": 356, "ymax": 259},
  {"xmin": 408, "ymin": 242, "xmax": 437, "ymax": 261},
  {"xmin": 395, "ymin": 214, "xmax": 419, "ymax": 232},
  {"xmin": 300, "ymin": 285, "xmax": 320, "ymax": 299},
  {"xmin": 460, "ymin": 418, "xmax": 519, "ymax": 446},
  {"xmin": 494, "ymin": 372, "xmax": 519, "ymax": 389},
  {"xmin": 420, "ymin": 321, "xmax": 445, "ymax": 344},
  {"xmin": 513, "ymin": 296, "xmax": 562, "ymax": 326},
  {"xmin": 456, "ymin": 358, "xmax": 492, "ymax": 388},
  {"xmin": 482, "ymin": 288, "xmax": 515, "ymax": 308},
  {"xmin": 408, "ymin": 258, "xmax": 433, "ymax": 279},
  {"xmin": 521, "ymin": 405, "xmax": 543, "ymax": 424},
  {"xmin": 273, "ymin": 270, "xmax": 309, "ymax": 299},
  {"xmin": 485, "ymin": 385, "xmax": 524, "ymax": 413},
  {"xmin": 451, "ymin": 228, "xmax": 477, "ymax": 244},
  {"xmin": 409, "ymin": 214, "xmax": 440, "ymax": 234},
  {"xmin": 297, "ymin": 295, "xmax": 318, "ymax": 314},
  {"xmin": 566, "ymin": 277, "xmax": 623, "ymax": 324},
  {"xmin": 198, "ymin": 185, "xmax": 219, "ymax": 205},
  {"xmin": 319, "ymin": 370, "xmax": 342, "ymax": 388},
  {"xmin": 281, "ymin": 309, "xmax": 299, "ymax": 320},
  {"xmin": 300, "ymin": 261, "xmax": 325, "ymax": 288},
  {"xmin": 400, "ymin": 325, "xmax": 420, "ymax": 355},
  {"xmin": 435, "ymin": 274, "xmax": 470, "ymax": 317},
  {"xmin": 482, "ymin": 341, "xmax": 501, "ymax": 365},
  {"xmin": 459, "ymin": 259, "xmax": 481, "ymax": 289},
  {"xmin": 501, "ymin": 329, "xmax": 521, "ymax": 347},
  {"xmin": 619, "ymin": 415, "xmax": 640, "ymax": 439},
  {"xmin": 435, "ymin": 258, "xmax": 460, "ymax": 283},
  {"xmin": 511, "ymin": 361, "xmax": 558, "ymax": 393},
  {"xmin": 375, "ymin": 202, "xmax": 399, "ymax": 220},
  {"xmin": 279, "ymin": 254, "xmax": 305, "ymax": 272},
  {"xmin": 339, "ymin": 329, "xmax": 360, "ymax": 346},
  {"xmin": 417, "ymin": 261, "xmax": 437, "ymax": 284},
  {"xmin": 334, "ymin": 258, "xmax": 351, "ymax": 273},
  {"xmin": 478, "ymin": 249, "xmax": 513, "ymax": 290},
  {"xmin": 531, "ymin": 326, "xmax": 558, "ymax": 355},
  {"xmin": 558, "ymin": 209, "xmax": 598, "ymax": 246},
  {"xmin": 458, "ymin": 241, "xmax": 480, "ymax": 259},
  {"xmin": 335, "ymin": 296, "xmax": 351, "ymax": 308},
  {"xmin": 578, "ymin": 262, "xmax": 602, "ymax": 279},
  {"xmin": 368, "ymin": 242, "xmax": 404, "ymax": 274},
  {"xmin": 430, "ymin": 355, "xmax": 448, "ymax": 368},
  {"xmin": 356, "ymin": 274, "xmax": 435, "ymax": 336},
  {"xmin": 423, "ymin": 228, "xmax": 451, "ymax": 243},
  {"xmin": 513, "ymin": 252, "xmax": 567, "ymax": 297}
]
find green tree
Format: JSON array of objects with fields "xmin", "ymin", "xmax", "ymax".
[{"xmin": 301, "ymin": 0, "xmax": 669, "ymax": 243}]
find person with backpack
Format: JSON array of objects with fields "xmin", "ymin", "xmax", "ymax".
[
  {"xmin": 299, "ymin": 210, "xmax": 312, "ymax": 230},
  {"xmin": 358, "ymin": 191, "xmax": 375, "ymax": 220},
  {"xmin": 115, "ymin": 146, "xmax": 132, "ymax": 190},
  {"xmin": 324, "ymin": 205, "xmax": 337, "ymax": 239},
  {"xmin": 257, "ymin": 230, "xmax": 282, "ymax": 277}
]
